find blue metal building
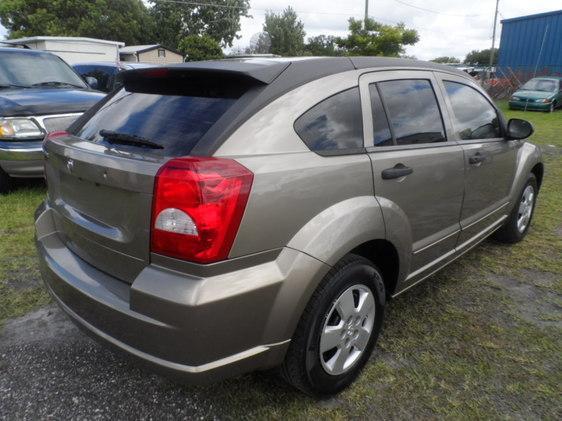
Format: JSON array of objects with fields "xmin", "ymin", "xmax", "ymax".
[{"xmin": 498, "ymin": 9, "xmax": 562, "ymax": 76}]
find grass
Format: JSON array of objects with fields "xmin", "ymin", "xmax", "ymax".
[{"xmin": 0, "ymin": 103, "xmax": 560, "ymax": 418}]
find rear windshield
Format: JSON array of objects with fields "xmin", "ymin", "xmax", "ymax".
[{"xmin": 75, "ymin": 88, "xmax": 236, "ymax": 156}]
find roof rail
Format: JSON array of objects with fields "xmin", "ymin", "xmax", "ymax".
[{"xmin": 0, "ymin": 41, "xmax": 30, "ymax": 49}]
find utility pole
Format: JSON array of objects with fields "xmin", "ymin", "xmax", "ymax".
[
  {"xmin": 489, "ymin": 0, "xmax": 500, "ymax": 76},
  {"xmin": 365, "ymin": 0, "xmax": 369, "ymax": 25}
]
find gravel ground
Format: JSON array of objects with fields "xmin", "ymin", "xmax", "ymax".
[{"xmin": 0, "ymin": 305, "xmax": 224, "ymax": 420}]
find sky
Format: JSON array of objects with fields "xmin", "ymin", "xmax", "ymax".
[
  {"xmin": 0, "ymin": 1, "xmax": 559, "ymax": 61},
  {"xmin": 229, "ymin": 0, "xmax": 559, "ymax": 60}
]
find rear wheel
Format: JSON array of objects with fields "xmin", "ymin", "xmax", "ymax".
[
  {"xmin": 0, "ymin": 168, "xmax": 11, "ymax": 194},
  {"xmin": 281, "ymin": 254, "xmax": 385, "ymax": 396},
  {"xmin": 493, "ymin": 174, "xmax": 538, "ymax": 243}
]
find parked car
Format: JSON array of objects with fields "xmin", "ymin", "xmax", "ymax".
[
  {"xmin": 509, "ymin": 77, "xmax": 562, "ymax": 112},
  {"xmin": 73, "ymin": 61, "xmax": 154, "ymax": 93},
  {"xmin": 35, "ymin": 57, "xmax": 543, "ymax": 396},
  {"xmin": 0, "ymin": 47, "xmax": 105, "ymax": 193}
]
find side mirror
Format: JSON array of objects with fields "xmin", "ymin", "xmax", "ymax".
[
  {"xmin": 506, "ymin": 118, "xmax": 534, "ymax": 140},
  {"xmin": 85, "ymin": 76, "xmax": 98, "ymax": 90}
]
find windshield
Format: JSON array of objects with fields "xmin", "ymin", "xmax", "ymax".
[
  {"xmin": 520, "ymin": 78, "xmax": 557, "ymax": 92},
  {"xmin": 0, "ymin": 51, "xmax": 87, "ymax": 89}
]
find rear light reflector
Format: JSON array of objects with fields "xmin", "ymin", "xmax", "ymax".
[
  {"xmin": 151, "ymin": 157, "xmax": 253, "ymax": 264},
  {"xmin": 43, "ymin": 130, "xmax": 69, "ymax": 145}
]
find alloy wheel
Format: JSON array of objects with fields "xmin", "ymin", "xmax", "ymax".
[
  {"xmin": 517, "ymin": 185, "xmax": 535, "ymax": 233},
  {"xmin": 319, "ymin": 284, "xmax": 375, "ymax": 376}
]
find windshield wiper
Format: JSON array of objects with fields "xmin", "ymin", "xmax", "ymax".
[
  {"xmin": 0, "ymin": 83, "xmax": 29, "ymax": 89},
  {"xmin": 30, "ymin": 81, "xmax": 85, "ymax": 89},
  {"xmin": 99, "ymin": 130, "xmax": 164, "ymax": 150}
]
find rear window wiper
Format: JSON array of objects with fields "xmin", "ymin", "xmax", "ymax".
[
  {"xmin": 99, "ymin": 130, "xmax": 164, "ymax": 149},
  {"xmin": 30, "ymin": 81, "xmax": 85, "ymax": 89}
]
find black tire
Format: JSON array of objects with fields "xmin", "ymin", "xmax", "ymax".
[
  {"xmin": 493, "ymin": 173, "xmax": 538, "ymax": 244},
  {"xmin": 0, "ymin": 167, "xmax": 11, "ymax": 195},
  {"xmin": 548, "ymin": 103, "xmax": 555, "ymax": 113},
  {"xmin": 281, "ymin": 254, "xmax": 386, "ymax": 396}
]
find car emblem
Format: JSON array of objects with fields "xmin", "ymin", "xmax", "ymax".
[{"xmin": 66, "ymin": 158, "xmax": 74, "ymax": 173}]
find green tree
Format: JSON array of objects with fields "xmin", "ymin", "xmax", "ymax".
[
  {"xmin": 263, "ymin": 7, "xmax": 305, "ymax": 56},
  {"xmin": 179, "ymin": 35, "xmax": 223, "ymax": 61},
  {"xmin": 465, "ymin": 48, "xmax": 499, "ymax": 66},
  {"xmin": 337, "ymin": 18, "xmax": 419, "ymax": 57},
  {"xmin": 305, "ymin": 35, "xmax": 341, "ymax": 56},
  {"xmin": 149, "ymin": 0, "xmax": 249, "ymax": 50},
  {"xmin": 431, "ymin": 56, "xmax": 460, "ymax": 64},
  {"xmin": 0, "ymin": 0, "xmax": 154, "ymax": 45}
]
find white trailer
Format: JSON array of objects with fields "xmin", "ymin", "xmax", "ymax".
[{"xmin": 6, "ymin": 36, "xmax": 124, "ymax": 64}]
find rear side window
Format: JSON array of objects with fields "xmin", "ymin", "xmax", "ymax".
[
  {"xmin": 443, "ymin": 81, "xmax": 501, "ymax": 140},
  {"xmin": 378, "ymin": 79, "xmax": 446, "ymax": 145},
  {"xmin": 75, "ymin": 89, "xmax": 236, "ymax": 156},
  {"xmin": 294, "ymin": 87, "xmax": 364, "ymax": 154}
]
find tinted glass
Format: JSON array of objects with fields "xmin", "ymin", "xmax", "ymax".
[
  {"xmin": 74, "ymin": 65, "xmax": 118, "ymax": 92},
  {"xmin": 294, "ymin": 87, "xmax": 364, "ymax": 153},
  {"xmin": 444, "ymin": 81, "xmax": 500, "ymax": 140},
  {"xmin": 378, "ymin": 79, "xmax": 446, "ymax": 145},
  {"xmin": 0, "ymin": 51, "xmax": 87, "ymax": 88},
  {"xmin": 368, "ymin": 84, "xmax": 393, "ymax": 146},
  {"xmin": 75, "ymin": 89, "xmax": 236, "ymax": 156}
]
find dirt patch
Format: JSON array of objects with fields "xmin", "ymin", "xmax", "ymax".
[
  {"xmin": 0, "ymin": 305, "xmax": 78, "ymax": 348},
  {"xmin": 3, "ymin": 267, "xmax": 41, "ymax": 290},
  {"xmin": 489, "ymin": 275, "xmax": 562, "ymax": 328},
  {"xmin": 541, "ymin": 144, "xmax": 562, "ymax": 156}
]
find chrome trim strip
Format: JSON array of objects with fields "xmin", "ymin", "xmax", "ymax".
[
  {"xmin": 403, "ymin": 215, "xmax": 508, "ymax": 284},
  {"xmin": 413, "ymin": 229, "xmax": 460, "ymax": 255},
  {"xmin": 461, "ymin": 201, "xmax": 510, "ymax": 231}
]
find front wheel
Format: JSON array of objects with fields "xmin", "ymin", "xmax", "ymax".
[
  {"xmin": 548, "ymin": 103, "xmax": 555, "ymax": 113},
  {"xmin": 493, "ymin": 174, "xmax": 538, "ymax": 243},
  {"xmin": 281, "ymin": 254, "xmax": 386, "ymax": 396}
]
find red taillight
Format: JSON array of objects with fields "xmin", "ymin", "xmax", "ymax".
[{"xmin": 150, "ymin": 157, "xmax": 253, "ymax": 264}]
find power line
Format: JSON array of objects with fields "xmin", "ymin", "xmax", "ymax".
[
  {"xmin": 156, "ymin": 0, "xmax": 367, "ymax": 16},
  {"xmin": 154, "ymin": 0, "xmax": 443, "ymax": 34},
  {"xmin": 391, "ymin": 0, "xmax": 482, "ymax": 18}
]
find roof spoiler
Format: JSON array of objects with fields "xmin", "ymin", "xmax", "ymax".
[{"xmin": 122, "ymin": 60, "xmax": 291, "ymax": 86}]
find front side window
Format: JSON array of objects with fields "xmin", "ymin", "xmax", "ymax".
[
  {"xmin": 294, "ymin": 87, "xmax": 364, "ymax": 154},
  {"xmin": 378, "ymin": 79, "xmax": 446, "ymax": 145},
  {"xmin": 74, "ymin": 65, "xmax": 117, "ymax": 92},
  {"xmin": 158, "ymin": 49, "xmax": 166, "ymax": 58},
  {"xmin": 443, "ymin": 81, "xmax": 500, "ymax": 140}
]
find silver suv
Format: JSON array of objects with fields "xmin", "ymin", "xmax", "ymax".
[{"xmin": 35, "ymin": 57, "xmax": 543, "ymax": 395}]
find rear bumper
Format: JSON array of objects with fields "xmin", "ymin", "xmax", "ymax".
[
  {"xmin": 508, "ymin": 100, "xmax": 551, "ymax": 111},
  {"xmin": 0, "ymin": 140, "xmax": 44, "ymax": 178},
  {"xmin": 35, "ymin": 204, "xmax": 329, "ymax": 383}
]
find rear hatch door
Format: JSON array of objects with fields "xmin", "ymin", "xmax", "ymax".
[{"xmin": 44, "ymin": 67, "xmax": 260, "ymax": 283}]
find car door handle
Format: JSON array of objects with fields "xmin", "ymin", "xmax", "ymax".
[
  {"xmin": 468, "ymin": 152, "xmax": 485, "ymax": 165},
  {"xmin": 381, "ymin": 163, "xmax": 413, "ymax": 180}
]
